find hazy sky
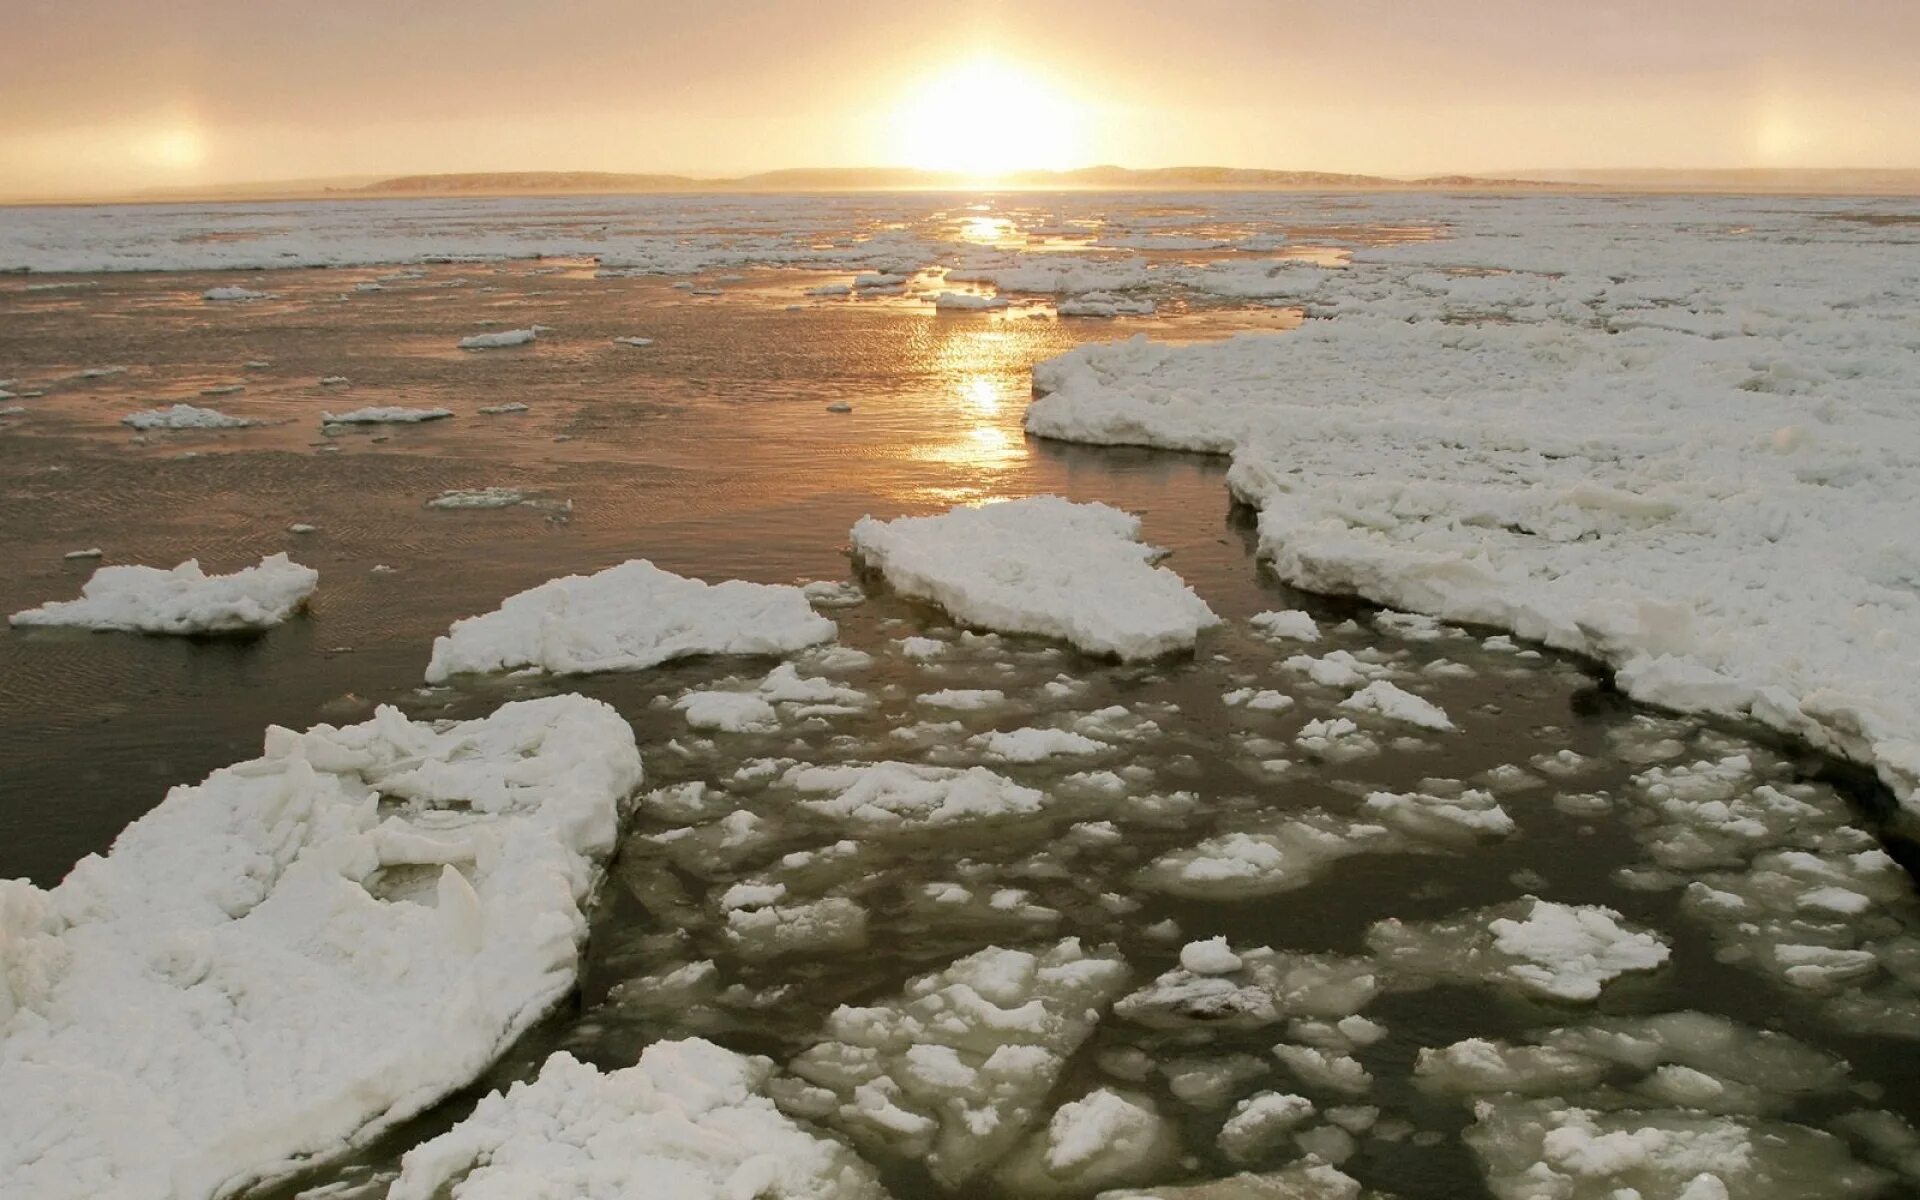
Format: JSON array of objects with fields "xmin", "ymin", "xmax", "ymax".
[{"xmin": 4, "ymin": 0, "xmax": 1918, "ymax": 196}]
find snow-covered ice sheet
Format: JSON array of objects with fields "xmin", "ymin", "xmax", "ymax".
[
  {"xmin": 425, "ymin": 559, "xmax": 836, "ymax": 682},
  {"xmin": 1025, "ymin": 204, "xmax": 1920, "ymax": 811},
  {"xmin": 0, "ymin": 696, "xmax": 642, "ymax": 1200},
  {"xmin": 390, "ymin": 1042, "xmax": 883, "ymax": 1200},
  {"xmin": 10, "ymin": 553, "xmax": 317, "ymax": 634},
  {"xmin": 850, "ymin": 497, "xmax": 1218, "ymax": 660}
]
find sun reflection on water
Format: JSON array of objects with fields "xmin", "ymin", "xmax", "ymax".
[{"xmin": 901, "ymin": 330, "xmax": 1031, "ymax": 506}]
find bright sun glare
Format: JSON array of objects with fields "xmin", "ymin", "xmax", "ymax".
[{"xmin": 889, "ymin": 59, "xmax": 1084, "ymax": 178}]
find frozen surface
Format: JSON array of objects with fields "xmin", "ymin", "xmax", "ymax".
[
  {"xmin": 10, "ymin": 553, "xmax": 317, "ymax": 634},
  {"xmin": 426, "ymin": 559, "xmax": 836, "ymax": 682},
  {"xmin": 1025, "ymin": 204, "xmax": 1920, "ymax": 810},
  {"xmin": 390, "ymin": 1042, "xmax": 883, "ymax": 1200},
  {"xmin": 851, "ymin": 497, "xmax": 1218, "ymax": 660},
  {"xmin": 0, "ymin": 696, "xmax": 642, "ymax": 1200}
]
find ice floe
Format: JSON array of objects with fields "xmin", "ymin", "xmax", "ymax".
[
  {"xmin": 10, "ymin": 553, "xmax": 317, "ymax": 634},
  {"xmin": 1369, "ymin": 897, "xmax": 1670, "ymax": 1001},
  {"xmin": 0, "ymin": 696, "xmax": 641, "ymax": 1200},
  {"xmin": 933, "ymin": 291, "xmax": 1011, "ymax": 311},
  {"xmin": 781, "ymin": 761, "xmax": 1047, "ymax": 829},
  {"xmin": 1027, "ymin": 303, "xmax": 1920, "ymax": 811},
  {"xmin": 425, "ymin": 559, "xmax": 835, "ymax": 682},
  {"xmin": 458, "ymin": 328, "xmax": 538, "ymax": 349},
  {"xmin": 776, "ymin": 939, "xmax": 1128, "ymax": 1185},
  {"xmin": 388, "ymin": 1042, "xmax": 883, "ymax": 1200},
  {"xmin": 321, "ymin": 405, "xmax": 453, "ymax": 425},
  {"xmin": 120, "ymin": 403, "xmax": 255, "ymax": 430},
  {"xmin": 851, "ymin": 497, "xmax": 1218, "ymax": 660}
]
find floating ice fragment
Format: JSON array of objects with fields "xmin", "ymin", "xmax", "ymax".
[
  {"xmin": 121, "ymin": 403, "xmax": 254, "ymax": 430},
  {"xmin": 388, "ymin": 1042, "xmax": 883, "ymax": 1200},
  {"xmin": 321, "ymin": 406, "xmax": 452, "ymax": 425},
  {"xmin": 458, "ymin": 328, "xmax": 537, "ymax": 349},
  {"xmin": 11, "ymin": 554, "xmax": 317, "ymax": 634},
  {"xmin": 425, "ymin": 559, "xmax": 835, "ymax": 682},
  {"xmin": 0, "ymin": 696, "xmax": 642, "ymax": 1200},
  {"xmin": 852, "ymin": 497, "xmax": 1218, "ymax": 660}
]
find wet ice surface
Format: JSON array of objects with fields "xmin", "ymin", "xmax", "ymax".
[{"xmin": 3, "ymin": 192, "xmax": 1919, "ymax": 1199}]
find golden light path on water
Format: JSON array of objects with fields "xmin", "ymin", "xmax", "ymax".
[{"xmin": 904, "ymin": 323, "xmax": 1033, "ymax": 508}]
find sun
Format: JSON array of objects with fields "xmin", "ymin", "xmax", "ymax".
[{"xmin": 889, "ymin": 58, "xmax": 1085, "ymax": 179}]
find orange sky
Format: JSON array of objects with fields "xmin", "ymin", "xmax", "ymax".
[{"xmin": 3, "ymin": 0, "xmax": 1917, "ymax": 197}]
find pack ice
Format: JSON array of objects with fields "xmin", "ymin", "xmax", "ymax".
[
  {"xmin": 850, "ymin": 497, "xmax": 1219, "ymax": 660},
  {"xmin": 1025, "ymin": 218, "xmax": 1920, "ymax": 811},
  {"xmin": 424, "ymin": 559, "xmax": 836, "ymax": 682},
  {"xmin": 9, "ymin": 553, "xmax": 318, "ymax": 634},
  {"xmin": 0, "ymin": 696, "xmax": 642, "ymax": 1200}
]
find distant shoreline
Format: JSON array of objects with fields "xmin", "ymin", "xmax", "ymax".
[{"xmin": 8, "ymin": 164, "xmax": 1918, "ymax": 207}]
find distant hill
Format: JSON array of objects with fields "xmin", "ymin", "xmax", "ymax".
[
  {"xmin": 351, "ymin": 165, "xmax": 1569, "ymax": 196},
  {"xmin": 1503, "ymin": 167, "xmax": 1920, "ymax": 195}
]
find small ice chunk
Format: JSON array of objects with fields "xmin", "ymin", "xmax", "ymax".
[
  {"xmin": 783, "ymin": 760, "xmax": 1048, "ymax": 828},
  {"xmin": 11, "ymin": 554, "xmax": 317, "ymax": 634},
  {"xmin": 972, "ymin": 727, "xmax": 1106, "ymax": 763},
  {"xmin": 1340, "ymin": 681, "xmax": 1455, "ymax": 731},
  {"xmin": 852, "ymin": 497, "xmax": 1218, "ymax": 660},
  {"xmin": 1218, "ymin": 1092, "xmax": 1317, "ymax": 1163},
  {"xmin": 321, "ymin": 406, "xmax": 452, "ymax": 425},
  {"xmin": 426, "ymin": 560, "xmax": 835, "ymax": 681},
  {"xmin": 933, "ymin": 291, "xmax": 1011, "ymax": 310},
  {"xmin": 458, "ymin": 328, "xmax": 537, "ymax": 349},
  {"xmin": 121, "ymin": 404, "xmax": 254, "ymax": 430},
  {"xmin": 1250, "ymin": 610, "xmax": 1321, "ymax": 642},
  {"xmin": 1180, "ymin": 937, "xmax": 1245, "ymax": 976},
  {"xmin": 426, "ymin": 487, "xmax": 528, "ymax": 510},
  {"xmin": 1369, "ymin": 898, "xmax": 1670, "ymax": 1002}
]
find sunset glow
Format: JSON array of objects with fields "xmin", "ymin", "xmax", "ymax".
[{"xmin": 888, "ymin": 59, "xmax": 1086, "ymax": 178}]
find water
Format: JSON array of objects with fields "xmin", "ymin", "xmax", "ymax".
[{"xmin": 3, "ymin": 231, "xmax": 1917, "ymax": 1199}]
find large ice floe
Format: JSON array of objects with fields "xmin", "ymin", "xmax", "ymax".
[
  {"xmin": 0, "ymin": 696, "xmax": 642, "ymax": 1200},
  {"xmin": 389, "ymin": 1041, "xmax": 883, "ymax": 1200},
  {"xmin": 1025, "ymin": 224, "xmax": 1920, "ymax": 811},
  {"xmin": 850, "ymin": 496, "xmax": 1219, "ymax": 659},
  {"xmin": 9, "ymin": 553, "xmax": 318, "ymax": 634},
  {"xmin": 425, "ymin": 559, "xmax": 837, "ymax": 682}
]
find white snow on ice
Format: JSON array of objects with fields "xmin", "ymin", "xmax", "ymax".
[
  {"xmin": 0, "ymin": 696, "xmax": 642, "ymax": 1200},
  {"xmin": 425, "ymin": 559, "xmax": 836, "ymax": 683},
  {"xmin": 851, "ymin": 497, "xmax": 1219, "ymax": 660},
  {"xmin": 10, "ymin": 554, "xmax": 318, "ymax": 634}
]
